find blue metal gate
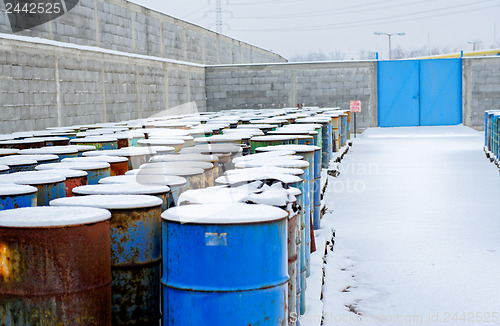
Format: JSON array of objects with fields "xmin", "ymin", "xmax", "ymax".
[{"xmin": 377, "ymin": 58, "xmax": 462, "ymax": 127}]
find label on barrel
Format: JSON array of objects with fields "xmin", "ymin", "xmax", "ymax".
[
  {"xmin": 205, "ymin": 232, "xmax": 227, "ymax": 246},
  {"xmin": 350, "ymin": 100, "xmax": 361, "ymax": 113}
]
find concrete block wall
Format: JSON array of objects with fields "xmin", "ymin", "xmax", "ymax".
[
  {"xmin": 0, "ymin": 0, "xmax": 285, "ymax": 64},
  {"xmin": 0, "ymin": 36, "xmax": 205, "ymax": 133},
  {"xmin": 205, "ymin": 61, "xmax": 378, "ymax": 128},
  {"xmin": 463, "ymin": 57, "xmax": 500, "ymax": 128}
]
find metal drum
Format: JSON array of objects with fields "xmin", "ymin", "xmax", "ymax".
[
  {"xmin": 114, "ymin": 133, "xmax": 131, "ymax": 149},
  {"xmin": 193, "ymin": 135, "xmax": 243, "ymax": 146},
  {"xmin": 140, "ymin": 162, "xmax": 215, "ymax": 187},
  {"xmin": 0, "ymin": 165, "xmax": 9, "ymax": 175},
  {"xmin": 150, "ymin": 154, "xmax": 221, "ymax": 180},
  {"xmin": 98, "ymin": 175, "xmax": 187, "ymax": 208},
  {"xmin": 0, "ymin": 171, "xmax": 66, "ymax": 206},
  {"xmin": 68, "ymin": 144, "xmax": 97, "ymax": 157},
  {"xmin": 295, "ymin": 118, "xmax": 330, "ymax": 168},
  {"xmin": 40, "ymin": 136, "xmax": 70, "ymax": 146},
  {"xmin": 0, "ymin": 184, "xmax": 38, "ymax": 210},
  {"xmin": 15, "ymin": 154, "xmax": 59, "ymax": 165},
  {"xmin": 73, "ymin": 183, "xmax": 170, "ymax": 212},
  {"xmin": 0, "ymin": 149, "xmax": 19, "ymax": 157},
  {"xmin": 137, "ymin": 139, "xmax": 185, "ymax": 153},
  {"xmin": 62, "ymin": 156, "xmax": 129, "ymax": 176},
  {"xmin": 84, "ymin": 148, "xmax": 155, "ymax": 170},
  {"xmin": 147, "ymin": 146, "xmax": 176, "ymax": 155},
  {"xmin": 330, "ymin": 115, "xmax": 341, "ymax": 152},
  {"xmin": 0, "ymin": 139, "xmax": 45, "ymax": 150},
  {"xmin": 126, "ymin": 167, "xmax": 205, "ymax": 190},
  {"xmin": 0, "ymin": 156, "xmax": 37, "ymax": 173},
  {"xmin": 70, "ymin": 136, "xmax": 118, "ymax": 151},
  {"xmin": 250, "ymin": 135, "xmax": 298, "ymax": 154},
  {"xmin": 50, "ymin": 169, "xmax": 89, "ymax": 197},
  {"xmin": 35, "ymin": 161, "xmax": 111, "ymax": 185},
  {"xmin": 161, "ymin": 202, "xmax": 288, "ymax": 325},
  {"xmin": 0, "ymin": 206, "xmax": 112, "ymax": 325},
  {"xmin": 50, "ymin": 195, "xmax": 163, "ymax": 326},
  {"xmin": 19, "ymin": 146, "xmax": 79, "ymax": 161}
]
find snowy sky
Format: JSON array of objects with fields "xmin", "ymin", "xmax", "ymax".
[{"xmin": 129, "ymin": 0, "xmax": 500, "ymax": 60}]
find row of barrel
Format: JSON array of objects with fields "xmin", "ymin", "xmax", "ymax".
[
  {"xmin": 0, "ymin": 106, "xmax": 351, "ymax": 325},
  {"xmin": 485, "ymin": 110, "xmax": 500, "ymax": 165}
]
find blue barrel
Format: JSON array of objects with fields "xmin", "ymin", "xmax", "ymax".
[
  {"xmin": 161, "ymin": 202, "xmax": 288, "ymax": 325},
  {"xmin": 312, "ymin": 147, "xmax": 322, "ymax": 231},
  {"xmin": 0, "ymin": 157, "xmax": 37, "ymax": 173},
  {"xmin": 16, "ymin": 154, "xmax": 59, "ymax": 165},
  {"xmin": 70, "ymin": 136, "xmax": 118, "ymax": 151},
  {"xmin": 0, "ymin": 171, "xmax": 66, "ymax": 206},
  {"xmin": 50, "ymin": 194, "xmax": 163, "ymax": 325},
  {"xmin": 0, "ymin": 165, "xmax": 9, "ymax": 175},
  {"xmin": 35, "ymin": 161, "xmax": 111, "ymax": 185},
  {"xmin": 0, "ymin": 184, "xmax": 38, "ymax": 210},
  {"xmin": 19, "ymin": 146, "xmax": 79, "ymax": 161}
]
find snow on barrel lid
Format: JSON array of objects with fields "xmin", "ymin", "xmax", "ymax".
[
  {"xmin": 162, "ymin": 202, "xmax": 287, "ymax": 224},
  {"xmin": 0, "ymin": 156, "xmax": 37, "ymax": 166},
  {"xmin": 140, "ymin": 162, "xmax": 213, "ymax": 170},
  {"xmin": 35, "ymin": 161, "xmax": 110, "ymax": 171},
  {"xmin": 0, "ymin": 149, "xmax": 19, "ymax": 155},
  {"xmin": 0, "ymin": 206, "xmax": 111, "ymax": 227},
  {"xmin": 72, "ymin": 183, "xmax": 169, "ymax": 196},
  {"xmin": 251, "ymin": 135, "xmax": 297, "ymax": 142},
  {"xmin": 256, "ymin": 144, "xmax": 321, "ymax": 153},
  {"xmin": 67, "ymin": 145, "xmax": 96, "ymax": 152},
  {"xmin": 70, "ymin": 136, "xmax": 118, "ymax": 143},
  {"xmin": 19, "ymin": 146, "xmax": 79, "ymax": 155},
  {"xmin": 0, "ymin": 183, "xmax": 38, "ymax": 196},
  {"xmin": 115, "ymin": 147, "xmax": 157, "ymax": 156},
  {"xmin": 48, "ymin": 169, "xmax": 88, "ymax": 178},
  {"xmin": 137, "ymin": 139, "xmax": 184, "ymax": 146},
  {"xmin": 62, "ymin": 155, "xmax": 128, "ymax": 163},
  {"xmin": 225, "ymin": 166, "xmax": 304, "ymax": 176},
  {"xmin": 178, "ymin": 185, "xmax": 251, "ymax": 205},
  {"xmin": 232, "ymin": 150, "xmax": 297, "ymax": 163},
  {"xmin": 215, "ymin": 172, "xmax": 302, "ymax": 185},
  {"xmin": 0, "ymin": 165, "xmax": 9, "ymax": 172},
  {"xmin": 0, "ymin": 171, "xmax": 65, "ymax": 185},
  {"xmin": 99, "ymin": 174, "xmax": 187, "ymax": 187},
  {"xmin": 50, "ymin": 194, "xmax": 163, "ymax": 209},
  {"xmin": 234, "ymin": 159, "xmax": 309, "ymax": 169},
  {"xmin": 13, "ymin": 154, "xmax": 59, "ymax": 162},
  {"xmin": 126, "ymin": 166, "xmax": 203, "ymax": 176},
  {"xmin": 150, "ymin": 153, "xmax": 219, "ymax": 163}
]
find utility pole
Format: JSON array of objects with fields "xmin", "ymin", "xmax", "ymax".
[
  {"xmin": 467, "ymin": 40, "xmax": 481, "ymax": 51},
  {"xmin": 374, "ymin": 32, "xmax": 405, "ymax": 60},
  {"xmin": 206, "ymin": 0, "xmax": 232, "ymax": 34}
]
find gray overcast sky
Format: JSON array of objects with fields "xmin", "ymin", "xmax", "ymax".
[{"xmin": 130, "ymin": 0, "xmax": 500, "ymax": 60}]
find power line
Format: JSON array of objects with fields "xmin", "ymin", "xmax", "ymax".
[
  {"xmin": 230, "ymin": 0, "xmax": 303, "ymax": 6},
  {"xmin": 232, "ymin": 0, "xmax": 499, "ymax": 32}
]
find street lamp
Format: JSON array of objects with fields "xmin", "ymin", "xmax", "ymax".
[
  {"xmin": 467, "ymin": 40, "xmax": 481, "ymax": 51},
  {"xmin": 374, "ymin": 32, "xmax": 406, "ymax": 60}
]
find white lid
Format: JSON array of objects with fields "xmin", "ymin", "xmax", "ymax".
[
  {"xmin": 0, "ymin": 149, "xmax": 19, "ymax": 155},
  {"xmin": 50, "ymin": 194, "xmax": 163, "ymax": 209},
  {"xmin": 150, "ymin": 154, "xmax": 219, "ymax": 163},
  {"xmin": 225, "ymin": 166, "xmax": 304, "ymax": 176},
  {"xmin": 35, "ymin": 161, "xmax": 110, "ymax": 171},
  {"xmin": 147, "ymin": 146, "xmax": 176, "ymax": 153},
  {"xmin": 0, "ymin": 206, "xmax": 111, "ymax": 227},
  {"xmin": 99, "ymin": 174, "xmax": 187, "ymax": 187},
  {"xmin": 67, "ymin": 145, "xmax": 97, "ymax": 152},
  {"xmin": 195, "ymin": 135, "xmax": 242, "ymax": 142},
  {"xmin": 215, "ymin": 172, "xmax": 302, "ymax": 185},
  {"xmin": 146, "ymin": 129, "xmax": 191, "ymax": 137},
  {"xmin": 140, "ymin": 162, "xmax": 213, "ymax": 170},
  {"xmin": 235, "ymin": 159, "xmax": 309, "ymax": 169},
  {"xmin": 0, "ymin": 139, "xmax": 44, "ymax": 145},
  {"xmin": 0, "ymin": 183, "xmax": 38, "ymax": 196},
  {"xmin": 256, "ymin": 144, "xmax": 321, "ymax": 153},
  {"xmin": 288, "ymin": 187, "xmax": 301, "ymax": 196},
  {"xmin": 0, "ymin": 156, "xmax": 37, "ymax": 166},
  {"xmin": 0, "ymin": 165, "xmax": 9, "ymax": 171},
  {"xmin": 178, "ymin": 185, "xmax": 251, "ymax": 205},
  {"xmin": 0, "ymin": 171, "xmax": 66, "ymax": 185},
  {"xmin": 48, "ymin": 169, "xmax": 88, "ymax": 178},
  {"xmin": 162, "ymin": 202, "xmax": 287, "ymax": 224},
  {"xmin": 237, "ymin": 124, "xmax": 277, "ymax": 129},
  {"xmin": 187, "ymin": 144, "xmax": 242, "ymax": 154},
  {"xmin": 70, "ymin": 136, "xmax": 118, "ymax": 143},
  {"xmin": 125, "ymin": 167, "xmax": 203, "ymax": 176},
  {"xmin": 72, "ymin": 183, "xmax": 170, "ymax": 195},
  {"xmin": 12, "ymin": 154, "xmax": 59, "ymax": 162},
  {"xmin": 62, "ymin": 156, "xmax": 128, "ymax": 163},
  {"xmin": 137, "ymin": 139, "xmax": 184, "ymax": 146},
  {"xmin": 232, "ymin": 150, "xmax": 297, "ymax": 163},
  {"xmin": 251, "ymin": 135, "xmax": 297, "ymax": 142},
  {"xmin": 19, "ymin": 146, "xmax": 78, "ymax": 155}
]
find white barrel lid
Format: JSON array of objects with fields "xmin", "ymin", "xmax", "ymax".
[
  {"xmin": 162, "ymin": 202, "xmax": 287, "ymax": 224},
  {"xmin": 147, "ymin": 146, "xmax": 176, "ymax": 153},
  {"xmin": 287, "ymin": 123, "xmax": 322, "ymax": 129},
  {"xmin": 48, "ymin": 169, "xmax": 88, "ymax": 178},
  {"xmin": 140, "ymin": 162, "xmax": 213, "ymax": 170},
  {"xmin": 13, "ymin": 154, "xmax": 59, "ymax": 162},
  {"xmin": 0, "ymin": 156, "xmax": 37, "ymax": 166},
  {"xmin": 232, "ymin": 150, "xmax": 297, "ymax": 163},
  {"xmin": 251, "ymin": 135, "xmax": 297, "ymax": 142},
  {"xmin": 0, "ymin": 165, "xmax": 9, "ymax": 172},
  {"xmin": 268, "ymin": 129, "xmax": 318, "ymax": 136},
  {"xmin": 99, "ymin": 174, "xmax": 187, "ymax": 187},
  {"xmin": 225, "ymin": 166, "xmax": 304, "ymax": 176},
  {"xmin": 0, "ymin": 206, "xmax": 111, "ymax": 227},
  {"xmin": 62, "ymin": 155, "xmax": 128, "ymax": 163},
  {"xmin": 0, "ymin": 139, "xmax": 44, "ymax": 145},
  {"xmin": 24, "ymin": 136, "xmax": 69, "ymax": 142},
  {"xmin": 70, "ymin": 136, "xmax": 118, "ymax": 143},
  {"xmin": 10, "ymin": 132, "xmax": 34, "ymax": 138},
  {"xmin": 178, "ymin": 185, "xmax": 250, "ymax": 205},
  {"xmin": 288, "ymin": 187, "xmax": 301, "ymax": 196},
  {"xmin": 19, "ymin": 146, "xmax": 79, "ymax": 155},
  {"xmin": 296, "ymin": 117, "xmax": 331, "ymax": 123},
  {"xmin": 137, "ymin": 139, "xmax": 184, "ymax": 146},
  {"xmin": 51, "ymin": 194, "xmax": 163, "ymax": 209},
  {"xmin": 256, "ymin": 144, "xmax": 321, "ymax": 153},
  {"xmin": 186, "ymin": 144, "xmax": 242, "ymax": 154},
  {"xmin": 67, "ymin": 145, "xmax": 97, "ymax": 152},
  {"xmin": 215, "ymin": 172, "xmax": 302, "ymax": 185},
  {"xmin": 0, "ymin": 171, "xmax": 66, "ymax": 185},
  {"xmin": 0, "ymin": 183, "xmax": 38, "ymax": 196},
  {"xmin": 194, "ymin": 135, "xmax": 242, "ymax": 142},
  {"xmin": 72, "ymin": 183, "xmax": 170, "ymax": 196},
  {"xmin": 0, "ymin": 149, "xmax": 19, "ymax": 155},
  {"xmin": 147, "ymin": 129, "xmax": 191, "ymax": 137},
  {"xmin": 35, "ymin": 161, "xmax": 110, "ymax": 171},
  {"xmin": 125, "ymin": 166, "xmax": 204, "ymax": 176},
  {"xmin": 150, "ymin": 154, "xmax": 219, "ymax": 163},
  {"xmin": 237, "ymin": 124, "xmax": 277, "ymax": 129},
  {"xmin": 223, "ymin": 129, "xmax": 264, "ymax": 136},
  {"xmin": 234, "ymin": 159, "xmax": 310, "ymax": 169}
]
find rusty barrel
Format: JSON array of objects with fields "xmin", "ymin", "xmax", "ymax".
[
  {"xmin": 161, "ymin": 203, "xmax": 288, "ymax": 325},
  {"xmin": 62, "ymin": 156, "xmax": 129, "ymax": 176},
  {"xmin": 19, "ymin": 146, "xmax": 79, "ymax": 161},
  {"xmin": 0, "ymin": 184, "xmax": 38, "ymax": 210},
  {"xmin": 40, "ymin": 136, "xmax": 70, "ymax": 146},
  {"xmin": 52, "ymin": 169, "xmax": 89, "ymax": 197},
  {"xmin": 0, "ymin": 156, "xmax": 37, "ymax": 173},
  {"xmin": 72, "ymin": 183, "xmax": 171, "ymax": 212},
  {"xmin": 0, "ymin": 206, "xmax": 112, "ymax": 325},
  {"xmin": 70, "ymin": 136, "xmax": 119, "ymax": 151},
  {"xmin": 0, "ymin": 171, "xmax": 66, "ymax": 206},
  {"xmin": 50, "ymin": 195, "xmax": 163, "ymax": 326},
  {"xmin": 0, "ymin": 139, "xmax": 45, "ymax": 150},
  {"xmin": 98, "ymin": 174, "xmax": 187, "ymax": 208},
  {"xmin": 35, "ymin": 161, "xmax": 111, "ymax": 185}
]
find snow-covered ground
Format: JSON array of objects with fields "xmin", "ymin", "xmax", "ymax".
[{"xmin": 308, "ymin": 125, "xmax": 500, "ymax": 326}]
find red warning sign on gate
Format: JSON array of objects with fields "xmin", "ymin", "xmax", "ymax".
[{"xmin": 350, "ymin": 100, "xmax": 361, "ymax": 113}]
